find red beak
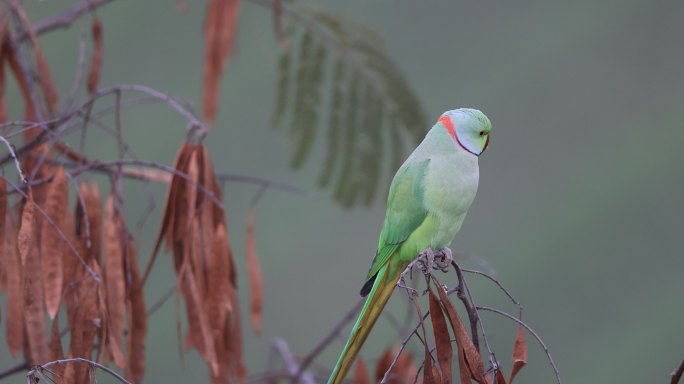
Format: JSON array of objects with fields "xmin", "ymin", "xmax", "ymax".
[{"xmin": 483, "ymin": 135, "xmax": 490, "ymax": 152}]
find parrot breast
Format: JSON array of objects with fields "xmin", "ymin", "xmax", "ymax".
[{"xmin": 421, "ymin": 145, "xmax": 479, "ymax": 248}]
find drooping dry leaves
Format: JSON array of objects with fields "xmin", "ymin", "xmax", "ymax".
[
  {"xmin": 125, "ymin": 236, "xmax": 148, "ymax": 383},
  {"xmin": 429, "ymin": 287, "xmax": 453, "ymax": 384},
  {"xmin": 40, "ymin": 167, "xmax": 68, "ymax": 319},
  {"xmin": 508, "ymin": 326, "xmax": 527, "ymax": 384},
  {"xmin": 246, "ymin": 208, "xmax": 263, "ymax": 333},
  {"xmin": 436, "ymin": 283, "xmax": 487, "ymax": 384},
  {"xmin": 1, "ymin": 27, "xmax": 36, "ymax": 132},
  {"xmin": 87, "ymin": 17, "xmax": 103, "ymax": 94},
  {"xmin": 203, "ymin": 0, "xmax": 241, "ymax": 125},
  {"xmin": 4, "ymin": 186, "xmax": 25, "ymax": 357},
  {"xmin": 77, "ymin": 181, "xmax": 103, "ymax": 263},
  {"xmin": 153, "ymin": 142, "xmax": 244, "ymax": 383},
  {"xmin": 19, "ymin": 190, "xmax": 50, "ymax": 364},
  {"xmin": 9, "ymin": 2, "xmax": 59, "ymax": 114},
  {"xmin": 495, "ymin": 368, "xmax": 507, "ymax": 384},
  {"xmin": 103, "ymin": 194, "xmax": 126, "ymax": 368},
  {"xmin": 66, "ymin": 258, "xmax": 101, "ymax": 383}
]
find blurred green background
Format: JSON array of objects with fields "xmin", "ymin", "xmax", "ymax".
[{"xmin": 2, "ymin": 1, "xmax": 684, "ymax": 383}]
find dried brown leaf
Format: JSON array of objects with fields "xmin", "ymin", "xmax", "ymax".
[
  {"xmin": 4, "ymin": 202, "xmax": 24, "ymax": 356},
  {"xmin": 229, "ymin": 284, "xmax": 246, "ymax": 383},
  {"xmin": 203, "ymin": 0, "xmax": 240, "ymax": 125},
  {"xmin": 495, "ymin": 369, "xmax": 506, "ymax": 384},
  {"xmin": 179, "ymin": 258, "xmax": 219, "ymax": 375},
  {"xmin": 2, "ymin": 31, "xmax": 36, "ymax": 138},
  {"xmin": 125, "ymin": 238, "xmax": 147, "ymax": 383},
  {"xmin": 429, "ymin": 287, "xmax": 453, "ymax": 384},
  {"xmin": 63, "ymin": 201, "xmax": 82, "ymax": 331},
  {"xmin": 20, "ymin": 190, "xmax": 50, "ymax": 364},
  {"xmin": 508, "ymin": 326, "xmax": 527, "ymax": 384},
  {"xmin": 9, "ymin": 2, "xmax": 58, "ymax": 113},
  {"xmin": 246, "ymin": 209, "xmax": 263, "ymax": 333},
  {"xmin": 103, "ymin": 195, "xmax": 126, "ymax": 368},
  {"xmin": 423, "ymin": 348, "xmax": 438, "ymax": 384},
  {"xmin": 83, "ymin": 181, "xmax": 102, "ymax": 262},
  {"xmin": 436, "ymin": 284, "xmax": 486, "ymax": 384},
  {"xmin": 68, "ymin": 259, "xmax": 100, "ymax": 382},
  {"xmin": 148, "ymin": 142, "xmax": 193, "ymax": 280},
  {"xmin": 87, "ymin": 17, "xmax": 103, "ymax": 93},
  {"xmin": 353, "ymin": 358, "xmax": 370, "ymax": 384},
  {"xmin": 183, "ymin": 152, "xmax": 205, "ymax": 293},
  {"xmin": 40, "ymin": 167, "xmax": 67, "ymax": 319}
]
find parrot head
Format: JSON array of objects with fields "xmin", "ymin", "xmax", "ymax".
[{"xmin": 438, "ymin": 108, "xmax": 492, "ymax": 156}]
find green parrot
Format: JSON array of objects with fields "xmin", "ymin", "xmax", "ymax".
[{"xmin": 327, "ymin": 108, "xmax": 492, "ymax": 384}]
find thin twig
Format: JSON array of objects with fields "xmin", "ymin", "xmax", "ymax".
[
  {"xmin": 477, "ymin": 306, "xmax": 562, "ymax": 384},
  {"xmin": 26, "ymin": 357, "xmax": 132, "ymax": 384},
  {"xmin": 15, "ymin": 0, "xmax": 115, "ymax": 43},
  {"xmin": 0, "ymin": 134, "xmax": 27, "ymax": 183}
]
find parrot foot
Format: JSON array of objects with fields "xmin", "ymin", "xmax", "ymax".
[
  {"xmin": 434, "ymin": 247, "xmax": 453, "ymax": 272},
  {"xmin": 416, "ymin": 248, "xmax": 436, "ymax": 274}
]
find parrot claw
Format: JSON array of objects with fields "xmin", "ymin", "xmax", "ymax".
[
  {"xmin": 416, "ymin": 248, "xmax": 436, "ymax": 274},
  {"xmin": 434, "ymin": 247, "xmax": 453, "ymax": 272},
  {"xmin": 415, "ymin": 247, "xmax": 453, "ymax": 275}
]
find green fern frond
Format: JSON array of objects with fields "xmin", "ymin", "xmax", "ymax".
[{"xmin": 271, "ymin": 2, "xmax": 427, "ymax": 207}]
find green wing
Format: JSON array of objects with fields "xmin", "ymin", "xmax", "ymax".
[{"xmin": 362, "ymin": 159, "xmax": 430, "ymax": 289}]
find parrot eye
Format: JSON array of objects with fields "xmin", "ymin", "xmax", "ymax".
[{"xmin": 478, "ymin": 131, "xmax": 485, "ymax": 137}]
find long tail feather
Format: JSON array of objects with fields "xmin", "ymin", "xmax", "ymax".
[{"xmin": 327, "ymin": 261, "xmax": 405, "ymax": 384}]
